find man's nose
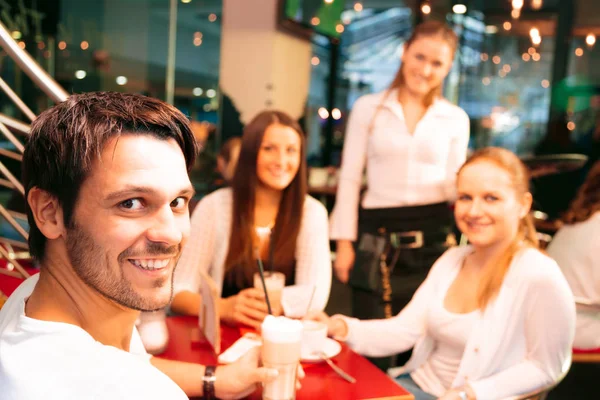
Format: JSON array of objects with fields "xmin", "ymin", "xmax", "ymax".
[{"xmin": 146, "ymin": 205, "xmax": 184, "ymax": 246}]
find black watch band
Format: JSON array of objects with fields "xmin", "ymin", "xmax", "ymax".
[{"xmin": 202, "ymin": 365, "xmax": 217, "ymax": 399}]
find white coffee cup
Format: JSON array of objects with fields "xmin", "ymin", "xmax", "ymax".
[
  {"xmin": 300, "ymin": 320, "xmax": 327, "ymax": 359},
  {"xmin": 261, "ymin": 315, "xmax": 302, "ymax": 400}
]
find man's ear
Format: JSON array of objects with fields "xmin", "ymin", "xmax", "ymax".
[{"xmin": 27, "ymin": 187, "xmax": 65, "ymax": 240}]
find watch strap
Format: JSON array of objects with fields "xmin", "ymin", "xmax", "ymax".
[{"xmin": 202, "ymin": 365, "xmax": 217, "ymax": 400}]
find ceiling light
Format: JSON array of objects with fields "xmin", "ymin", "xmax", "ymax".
[
  {"xmin": 485, "ymin": 25, "xmax": 498, "ymax": 34},
  {"xmin": 586, "ymin": 33, "xmax": 596, "ymax": 47},
  {"xmin": 452, "ymin": 4, "xmax": 467, "ymax": 14}
]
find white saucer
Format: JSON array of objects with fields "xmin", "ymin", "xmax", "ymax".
[{"xmin": 301, "ymin": 338, "xmax": 342, "ymax": 363}]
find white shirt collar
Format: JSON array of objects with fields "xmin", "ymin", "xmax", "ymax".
[{"xmin": 380, "ymin": 88, "xmax": 457, "ymax": 119}]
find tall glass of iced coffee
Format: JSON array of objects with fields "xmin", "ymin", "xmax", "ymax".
[{"xmin": 261, "ymin": 315, "xmax": 302, "ymax": 400}]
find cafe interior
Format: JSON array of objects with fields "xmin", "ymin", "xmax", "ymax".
[{"xmin": 0, "ymin": 0, "xmax": 599, "ymax": 399}]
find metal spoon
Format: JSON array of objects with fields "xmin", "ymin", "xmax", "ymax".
[{"xmin": 317, "ymin": 351, "xmax": 356, "ymax": 383}]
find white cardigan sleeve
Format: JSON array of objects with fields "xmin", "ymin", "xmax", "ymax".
[
  {"xmin": 329, "ymin": 95, "xmax": 373, "ymax": 241},
  {"xmin": 294, "ymin": 197, "xmax": 332, "ymax": 311},
  {"xmin": 444, "ymin": 109, "xmax": 470, "ymax": 201},
  {"xmin": 469, "ymin": 263, "xmax": 576, "ymax": 399},
  {"xmin": 173, "ymin": 194, "xmax": 218, "ymax": 295}
]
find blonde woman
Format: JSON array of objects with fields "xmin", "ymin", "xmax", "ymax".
[{"xmin": 311, "ymin": 147, "xmax": 575, "ymax": 400}]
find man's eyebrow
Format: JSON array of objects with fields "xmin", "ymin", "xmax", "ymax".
[
  {"xmin": 104, "ymin": 186, "xmax": 195, "ymax": 202},
  {"xmin": 104, "ymin": 186, "xmax": 155, "ymax": 202}
]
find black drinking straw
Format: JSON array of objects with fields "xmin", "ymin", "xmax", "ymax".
[{"xmin": 256, "ymin": 257, "xmax": 273, "ymax": 315}]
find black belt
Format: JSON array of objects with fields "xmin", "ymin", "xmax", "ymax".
[{"xmin": 387, "ymin": 230, "xmax": 454, "ymax": 249}]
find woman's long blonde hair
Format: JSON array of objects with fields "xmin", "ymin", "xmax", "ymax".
[{"xmin": 458, "ymin": 147, "xmax": 540, "ymax": 309}]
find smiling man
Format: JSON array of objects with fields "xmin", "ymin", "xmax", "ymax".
[{"xmin": 0, "ymin": 92, "xmax": 278, "ymax": 399}]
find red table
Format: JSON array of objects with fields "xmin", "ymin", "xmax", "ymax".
[{"xmin": 161, "ymin": 316, "xmax": 414, "ymax": 400}]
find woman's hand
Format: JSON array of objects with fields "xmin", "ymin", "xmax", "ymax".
[
  {"xmin": 304, "ymin": 311, "xmax": 348, "ymax": 338},
  {"xmin": 220, "ymin": 288, "xmax": 269, "ymax": 329},
  {"xmin": 438, "ymin": 385, "xmax": 476, "ymax": 400},
  {"xmin": 334, "ymin": 240, "xmax": 355, "ymax": 283}
]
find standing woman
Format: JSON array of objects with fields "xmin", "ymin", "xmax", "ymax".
[
  {"xmin": 171, "ymin": 111, "xmax": 331, "ymax": 329},
  {"xmin": 330, "ymin": 21, "xmax": 470, "ymax": 348}
]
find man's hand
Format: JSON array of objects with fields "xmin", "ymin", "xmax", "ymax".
[
  {"xmin": 214, "ymin": 346, "xmax": 305, "ymax": 399},
  {"xmin": 220, "ymin": 288, "xmax": 269, "ymax": 329},
  {"xmin": 334, "ymin": 241, "xmax": 355, "ymax": 283}
]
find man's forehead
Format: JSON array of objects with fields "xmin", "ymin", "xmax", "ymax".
[{"xmin": 84, "ymin": 134, "xmax": 192, "ymax": 195}]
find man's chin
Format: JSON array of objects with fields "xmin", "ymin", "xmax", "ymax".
[{"xmin": 135, "ymin": 290, "xmax": 173, "ymax": 312}]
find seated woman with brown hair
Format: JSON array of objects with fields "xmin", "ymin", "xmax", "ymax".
[
  {"xmin": 308, "ymin": 147, "xmax": 575, "ymax": 400},
  {"xmin": 171, "ymin": 110, "xmax": 331, "ymax": 329},
  {"xmin": 547, "ymin": 160, "xmax": 600, "ymax": 350}
]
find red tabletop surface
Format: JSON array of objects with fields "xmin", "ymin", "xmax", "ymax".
[{"xmin": 161, "ymin": 316, "xmax": 414, "ymax": 400}]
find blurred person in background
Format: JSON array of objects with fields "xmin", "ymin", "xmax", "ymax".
[
  {"xmin": 216, "ymin": 137, "xmax": 242, "ymax": 185},
  {"xmin": 547, "ymin": 161, "xmax": 600, "ymax": 350}
]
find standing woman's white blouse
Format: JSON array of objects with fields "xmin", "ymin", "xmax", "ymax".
[
  {"xmin": 330, "ymin": 89, "xmax": 470, "ymax": 240},
  {"xmin": 174, "ymin": 188, "xmax": 332, "ymax": 311}
]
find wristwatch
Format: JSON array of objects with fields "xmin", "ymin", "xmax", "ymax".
[
  {"xmin": 202, "ymin": 365, "xmax": 217, "ymax": 400},
  {"xmin": 457, "ymin": 390, "xmax": 468, "ymax": 400}
]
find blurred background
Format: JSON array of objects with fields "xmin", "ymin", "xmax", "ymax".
[{"xmin": 0, "ymin": 0, "xmax": 597, "ymax": 218}]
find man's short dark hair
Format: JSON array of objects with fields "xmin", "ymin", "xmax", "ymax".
[{"xmin": 22, "ymin": 91, "xmax": 199, "ymax": 261}]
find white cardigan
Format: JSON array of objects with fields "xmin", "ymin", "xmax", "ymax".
[
  {"xmin": 338, "ymin": 246, "xmax": 575, "ymax": 400},
  {"xmin": 174, "ymin": 188, "xmax": 332, "ymax": 312}
]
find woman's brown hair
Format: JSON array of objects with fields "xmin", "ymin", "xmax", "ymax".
[
  {"xmin": 458, "ymin": 147, "xmax": 540, "ymax": 309},
  {"xmin": 224, "ymin": 110, "xmax": 307, "ymax": 288},
  {"xmin": 562, "ymin": 161, "xmax": 600, "ymax": 224}
]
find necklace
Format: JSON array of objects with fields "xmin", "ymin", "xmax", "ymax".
[{"xmin": 254, "ymin": 222, "xmax": 274, "ymax": 236}]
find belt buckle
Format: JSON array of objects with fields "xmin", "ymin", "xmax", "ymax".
[{"xmin": 390, "ymin": 231, "xmax": 424, "ymax": 249}]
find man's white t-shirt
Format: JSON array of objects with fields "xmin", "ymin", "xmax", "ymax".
[{"xmin": 0, "ymin": 274, "xmax": 187, "ymax": 400}]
